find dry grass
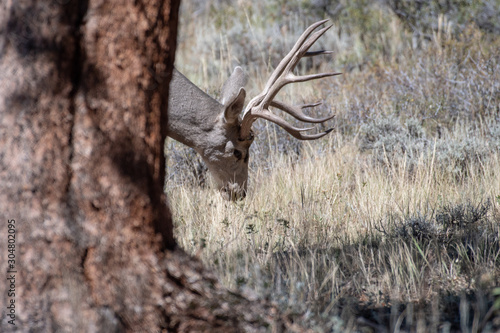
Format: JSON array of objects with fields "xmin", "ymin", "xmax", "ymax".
[{"xmin": 167, "ymin": 0, "xmax": 500, "ymax": 331}]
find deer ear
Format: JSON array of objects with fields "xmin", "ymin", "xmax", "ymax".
[
  {"xmin": 222, "ymin": 87, "xmax": 246, "ymax": 124},
  {"xmin": 220, "ymin": 67, "xmax": 247, "ymax": 124}
]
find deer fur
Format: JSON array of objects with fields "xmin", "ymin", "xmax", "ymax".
[
  {"xmin": 167, "ymin": 20, "xmax": 340, "ymax": 200},
  {"xmin": 168, "ymin": 68, "xmax": 251, "ymax": 200}
]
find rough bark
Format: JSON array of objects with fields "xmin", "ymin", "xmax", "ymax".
[{"xmin": 0, "ymin": 1, "xmax": 294, "ymax": 332}]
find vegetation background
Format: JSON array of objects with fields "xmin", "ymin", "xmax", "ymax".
[{"xmin": 167, "ymin": 0, "xmax": 500, "ymax": 331}]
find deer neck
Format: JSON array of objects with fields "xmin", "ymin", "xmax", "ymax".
[{"xmin": 167, "ymin": 69, "xmax": 224, "ymax": 152}]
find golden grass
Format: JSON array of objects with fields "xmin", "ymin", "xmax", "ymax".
[
  {"xmin": 168, "ymin": 1, "xmax": 500, "ymax": 330},
  {"xmin": 168, "ymin": 138, "xmax": 499, "ymax": 329},
  {"xmin": 170, "ymin": 139, "xmax": 499, "ymax": 266}
]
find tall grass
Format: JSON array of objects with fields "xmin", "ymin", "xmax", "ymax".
[{"xmin": 168, "ymin": 0, "xmax": 500, "ymax": 331}]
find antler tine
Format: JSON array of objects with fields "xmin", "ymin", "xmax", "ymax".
[
  {"xmin": 244, "ymin": 20, "xmax": 331, "ymax": 114},
  {"xmin": 261, "ymin": 19, "xmax": 330, "ymax": 93},
  {"xmin": 270, "ymin": 101, "xmax": 336, "ymax": 123},
  {"xmin": 259, "ymin": 24, "xmax": 335, "ymax": 108},
  {"xmin": 293, "ymin": 71, "xmax": 342, "ymax": 83},
  {"xmin": 304, "ymin": 50, "xmax": 333, "ymax": 57},
  {"xmin": 240, "ymin": 20, "xmax": 340, "ymax": 141},
  {"xmin": 255, "ymin": 109, "xmax": 334, "ymax": 140}
]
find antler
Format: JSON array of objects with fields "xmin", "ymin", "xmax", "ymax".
[{"xmin": 240, "ymin": 20, "xmax": 341, "ymax": 141}]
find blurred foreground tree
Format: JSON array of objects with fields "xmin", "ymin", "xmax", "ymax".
[{"xmin": 0, "ymin": 0, "xmax": 289, "ymax": 331}]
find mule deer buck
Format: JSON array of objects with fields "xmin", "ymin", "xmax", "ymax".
[{"xmin": 168, "ymin": 20, "xmax": 341, "ymax": 200}]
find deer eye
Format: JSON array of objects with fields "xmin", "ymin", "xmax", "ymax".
[{"xmin": 233, "ymin": 149, "xmax": 242, "ymax": 160}]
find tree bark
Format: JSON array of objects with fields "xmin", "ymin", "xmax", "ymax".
[{"xmin": 0, "ymin": 1, "xmax": 292, "ymax": 332}]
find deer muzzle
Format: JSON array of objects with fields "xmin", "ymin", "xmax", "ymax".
[{"xmin": 220, "ymin": 182, "xmax": 246, "ymax": 201}]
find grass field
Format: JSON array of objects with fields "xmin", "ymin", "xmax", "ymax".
[{"xmin": 167, "ymin": 1, "xmax": 500, "ymax": 331}]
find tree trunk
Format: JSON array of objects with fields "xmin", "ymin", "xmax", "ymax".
[{"xmin": 0, "ymin": 1, "xmax": 291, "ymax": 332}]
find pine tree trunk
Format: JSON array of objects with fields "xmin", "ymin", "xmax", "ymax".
[{"xmin": 0, "ymin": 1, "xmax": 295, "ymax": 332}]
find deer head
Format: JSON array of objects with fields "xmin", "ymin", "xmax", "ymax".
[{"xmin": 168, "ymin": 20, "xmax": 341, "ymax": 200}]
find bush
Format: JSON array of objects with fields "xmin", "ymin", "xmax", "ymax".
[
  {"xmin": 384, "ymin": 0, "xmax": 500, "ymax": 36},
  {"xmin": 435, "ymin": 133, "xmax": 492, "ymax": 179},
  {"xmin": 358, "ymin": 114, "xmax": 498, "ymax": 179},
  {"xmin": 385, "ymin": 200, "xmax": 493, "ymax": 248},
  {"xmin": 358, "ymin": 115, "xmax": 429, "ymax": 172}
]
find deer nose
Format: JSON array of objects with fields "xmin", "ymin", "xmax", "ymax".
[{"xmin": 221, "ymin": 182, "xmax": 246, "ymax": 201}]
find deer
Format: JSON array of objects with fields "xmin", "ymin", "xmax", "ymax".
[{"xmin": 168, "ymin": 20, "xmax": 341, "ymax": 200}]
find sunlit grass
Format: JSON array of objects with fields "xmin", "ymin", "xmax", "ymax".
[
  {"xmin": 168, "ymin": 137, "xmax": 500, "ymax": 329},
  {"xmin": 168, "ymin": 0, "xmax": 500, "ymax": 330}
]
